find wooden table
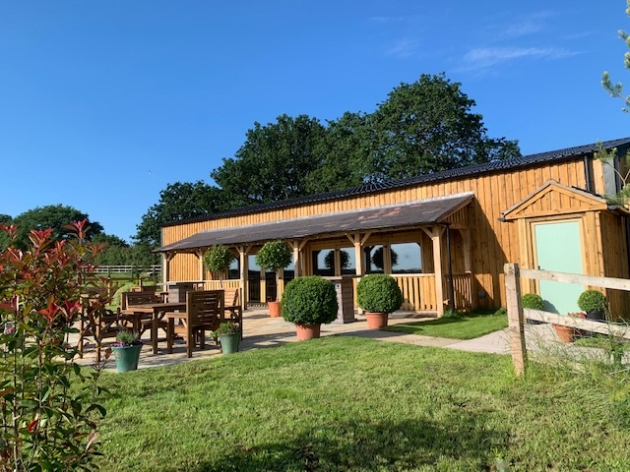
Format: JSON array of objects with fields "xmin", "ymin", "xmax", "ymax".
[{"xmin": 124, "ymin": 302, "xmax": 186, "ymax": 354}]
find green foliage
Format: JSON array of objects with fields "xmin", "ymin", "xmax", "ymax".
[
  {"xmin": 323, "ymin": 249, "xmax": 350, "ymax": 270},
  {"xmin": 281, "ymin": 276, "xmax": 338, "ymax": 325},
  {"xmin": 255, "ymin": 240, "xmax": 292, "ymax": 273},
  {"xmin": 203, "ymin": 245, "xmax": 236, "ymax": 277},
  {"xmin": 521, "ymin": 293, "xmax": 544, "ymax": 310},
  {"xmin": 577, "ymin": 290, "xmax": 608, "ymax": 313},
  {"xmin": 494, "ymin": 307, "xmax": 508, "ymax": 317},
  {"xmin": 112, "ymin": 282, "xmax": 136, "ymax": 307},
  {"xmin": 213, "ymin": 321, "xmax": 239, "ymax": 335},
  {"xmin": 370, "ymin": 246, "xmax": 399, "ymax": 270},
  {"xmin": 211, "ymin": 114, "xmax": 328, "ymax": 206},
  {"xmin": 369, "ymin": 73, "xmax": 520, "ymax": 180},
  {"xmin": 134, "ymin": 181, "xmax": 227, "ymax": 247},
  {"xmin": 115, "ymin": 330, "xmax": 142, "ymax": 346},
  {"xmin": 0, "ymin": 220, "xmax": 108, "ymax": 470},
  {"xmin": 11, "ymin": 204, "xmax": 103, "ymax": 250},
  {"xmin": 356, "ymin": 274, "xmax": 403, "ymax": 313},
  {"xmin": 602, "ymin": 0, "xmax": 630, "ymax": 112}
]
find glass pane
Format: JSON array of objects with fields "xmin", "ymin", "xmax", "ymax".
[
  {"xmin": 366, "ymin": 245, "xmax": 384, "ymax": 274},
  {"xmin": 228, "ymin": 258, "xmax": 240, "ymax": 280},
  {"xmin": 391, "ymin": 242, "xmax": 422, "ymax": 274}
]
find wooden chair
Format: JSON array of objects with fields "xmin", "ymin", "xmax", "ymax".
[
  {"xmin": 166, "ymin": 290, "xmax": 224, "ymax": 358},
  {"xmin": 79, "ymin": 305, "xmax": 127, "ymax": 363},
  {"xmin": 222, "ymin": 287, "xmax": 243, "ymax": 340},
  {"xmin": 120, "ymin": 291, "xmax": 166, "ymax": 335}
]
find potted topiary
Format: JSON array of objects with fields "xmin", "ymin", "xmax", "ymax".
[
  {"xmin": 255, "ymin": 240, "xmax": 292, "ymax": 317},
  {"xmin": 356, "ymin": 274, "xmax": 403, "ymax": 329},
  {"xmin": 111, "ymin": 330, "xmax": 143, "ymax": 373},
  {"xmin": 214, "ymin": 321, "xmax": 240, "ymax": 354},
  {"xmin": 521, "ymin": 293, "xmax": 544, "ymax": 310},
  {"xmin": 577, "ymin": 289, "xmax": 608, "ymax": 321},
  {"xmin": 281, "ymin": 276, "xmax": 338, "ymax": 340},
  {"xmin": 204, "ymin": 245, "xmax": 236, "ymax": 287}
]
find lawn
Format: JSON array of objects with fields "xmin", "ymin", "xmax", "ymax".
[
  {"xmin": 95, "ymin": 336, "xmax": 630, "ymax": 471},
  {"xmin": 384, "ymin": 311, "xmax": 508, "ymax": 339}
]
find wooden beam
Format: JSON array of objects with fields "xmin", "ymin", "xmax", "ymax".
[
  {"xmin": 505, "ymin": 263, "xmax": 527, "ymax": 377},
  {"xmin": 383, "ymin": 244, "xmax": 392, "ymax": 274},
  {"xmin": 239, "ymin": 246, "xmax": 249, "ymax": 308},
  {"xmin": 334, "ymin": 249, "xmax": 341, "ymax": 276},
  {"xmin": 360, "ymin": 231, "xmax": 373, "ymax": 245},
  {"xmin": 432, "ymin": 226, "xmax": 445, "ymax": 316},
  {"xmin": 354, "ymin": 241, "xmax": 364, "ymax": 277}
]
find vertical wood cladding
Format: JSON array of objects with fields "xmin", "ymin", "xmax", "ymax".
[{"xmin": 163, "ymin": 160, "xmax": 589, "ymax": 308}]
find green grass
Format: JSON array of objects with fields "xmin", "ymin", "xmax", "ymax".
[
  {"xmin": 384, "ymin": 310, "xmax": 508, "ymax": 339},
  {"xmin": 94, "ymin": 336, "xmax": 630, "ymax": 471}
]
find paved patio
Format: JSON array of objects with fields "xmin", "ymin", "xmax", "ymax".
[{"xmin": 75, "ymin": 307, "xmax": 613, "ymax": 371}]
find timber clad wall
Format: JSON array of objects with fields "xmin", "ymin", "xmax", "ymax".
[{"xmin": 164, "ymin": 159, "xmax": 591, "ymax": 309}]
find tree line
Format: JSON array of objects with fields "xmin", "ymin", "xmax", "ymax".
[{"xmin": 2, "ymin": 73, "xmax": 521, "ymax": 258}]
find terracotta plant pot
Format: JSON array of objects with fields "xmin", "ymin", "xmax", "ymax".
[
  {"xmin": 268, "ymin": 301, "xmax": 281, "ymax": 317},
  {"xmin": 553, "ymin": 324, "xmax": 576, "ymax": 343},
  {"xmin": 295, "ymin": 323, "xmax": 321, "ymax": 341},
  {"xmin": 366, "ymin": 312, "xmax": 389, "ymax": 329}
]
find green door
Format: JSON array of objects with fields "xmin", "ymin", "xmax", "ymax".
[{"xmin": 533, "ymin": 220, "xmax": 584, "ymax": 315}]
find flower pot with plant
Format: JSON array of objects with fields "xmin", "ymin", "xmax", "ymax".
[
  {"xmin": 577, "ymin": 289, "xmax": 608, "ymax": 322},
  {"xmin": 356, "ymin": 274, "xmax": 403, "ymax": 329},
  {"xmin": 112, "ymin": 331, "xmax": 143, "ymax": 373},
  {"xmin": 281, "ymin": 276, "xmax": 338, "ymax": 340},
  {"xmin": 214, "ymin": 321, "xmax": 241, "ymax": 354},
  {"xmin": 553, "ymin": 312, "xmax": 586, "ymax": 343},
  {"xmin": 255, "ymin": 240, "xmax": 292, "ymax": 317},
  {"xmin": 204, "ymin": 245, "xmax": 236, "ymax": 287},
  {"xmin": 521, "ymin": 293, "xmax": 545, "ymax": 325}
]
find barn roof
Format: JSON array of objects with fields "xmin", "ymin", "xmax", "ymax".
[{"xmin": 156, "ymin": 192, "xmax": 474, "ymax": 253}]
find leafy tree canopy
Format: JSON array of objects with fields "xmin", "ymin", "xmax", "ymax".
[
  {"xmin": 11, "ymin": 205, "xmax": 103, "ymax": 249},
  {"xmin": 134, "ymin": 181, "xmax": 227, "ymax": 247},
  {"xmin": 211, "ymin": 114, "xmax": 327, "ymax": 206},
  {"xmin": 93, "ymin": 233, "xmax": 129, "ymax": 248}
]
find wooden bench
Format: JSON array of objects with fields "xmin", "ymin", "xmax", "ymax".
[{"xmin": 120, "ymin": 291, "xmax": 168, "ymax": 335}]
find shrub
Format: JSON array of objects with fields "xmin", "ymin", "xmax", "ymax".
[
  {"xmin": 281, "ymin": 276, "xmax": 338, "ymax": 325},
  {"xmin": 112, "ymin": 282, "xmax": 136, "ymax": 307},
  {"xmin": 204, "ymin": 245, "xmax": 236, "ymax": 276},
  {"xmin": 0, "ymin": 221, "xmax": 109, "ymax": 470},
  {"xmin": 521, "ymin": 293, "xmax": 544, "ymax": 310},
  {"xmin": 356, "ymin": 274, "xmax": 403, "ymax": 313},
  {"xmin": 577, "ymin": 290, "xmax": 608, "ymax": 313},
  {"xmin": 255, "ymin": 240, "xmax": 292, "ymax": 273}
]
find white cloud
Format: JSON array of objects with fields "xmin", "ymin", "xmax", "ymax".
[
  {"xmin": 461, "ymin": 46, "xmax": 578, "ymax": 70},
  {"xmin": 384, "ymin": 38, "xmax": 418, "ymax": 59}
]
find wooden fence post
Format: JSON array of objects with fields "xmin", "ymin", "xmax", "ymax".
[{"xmin": 504, "ymin": 263, "xmax": 527, "ymax": 377}]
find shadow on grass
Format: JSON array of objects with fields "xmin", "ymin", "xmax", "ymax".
[{"xmin": 192, "ymin": 416, "xmax": 501, "ymax": 471}]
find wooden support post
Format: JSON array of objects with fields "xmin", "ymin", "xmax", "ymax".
[
  {"xmin": 432, "ymin": 226, "xmax": 445, "ymax": 316},
  {"xmin": 196, "ymin": 249, "xmax": 205, "ymax": 282},
  {"xmin": 239, "ymin": 246, "xmax": 249, "ymax": 310},
  {"xmin": 334, "ymin": 249, "xmax": 342, "ymax": 276},
  {"xmin": 292, "ymin": 241, "xmax": 301, "ymax": 277},
  {"xmin": 383, "ymin": 244, "xmax": 392, "ymax": 274},
  {"xmin": 277, "ymin": 268, "xmax": 285, "ymax": 300},
  {"xmin": 504, "ymin": 263, "xmax": 527, "ymax": 377}
]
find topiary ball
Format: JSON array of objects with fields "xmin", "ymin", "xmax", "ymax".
[
  {"xmin": 521, "ymin": 293, "xmax": 544, "ymax": 310},
  {"xmin": 577, "ymin": 290, "xmax": 608, "ymax": 313},
  {"xmin": 356, "ymin": 274, "xmax": 403, "ymax": 314},
  {"xmin": 281, "ymin": 276, "xmax": 339, "ymax": 325}
]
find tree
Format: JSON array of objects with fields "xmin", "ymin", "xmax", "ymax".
[
  {"xmin": 211, "ymin": 114, "xmax": 328, "ymax": 206},
  {"xmin": 602, "ymin": 0, "xmax": 630, "ymax": 112},
  {"xmin": 11, "ymin": 205, "xmax": 103, "ymax": 250},
  {"xmin": 369, "ymin": 73, "xmax": 520, "ymax": 181},
  {"xmin": 134, "ymin": 181, "xmax": 227, "ymax": 247},
  {"xmin": 304, "ymin": 112, "xmax": 374, "ymax": 193},
  {"xmin": 0, "ymin": 214, "xmax": 12, "ymax": 250}
]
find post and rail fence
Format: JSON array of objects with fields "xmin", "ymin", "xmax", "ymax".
[
  {"xmin": 504, "ymin": 263, "xmax": 630, "ymax": 377},
  {"xmin": 93, "ymin": 265, "xmax": 162, "ymax": 276}
]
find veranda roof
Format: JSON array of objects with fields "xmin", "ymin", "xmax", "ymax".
[{"xmin": 156, "ymin": 192, "xmax": 474, "ymax": 253}]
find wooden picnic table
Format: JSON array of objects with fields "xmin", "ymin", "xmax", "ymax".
[{"xmin": 124, "ymin": 302, "xmax": 186, "ymax": 354}]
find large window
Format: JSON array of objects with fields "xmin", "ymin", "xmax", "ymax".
[{"xmin": 391, "ymin": 242, "xmax": 422, "ymax": 274}]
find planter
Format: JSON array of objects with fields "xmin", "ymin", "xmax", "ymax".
[
  {"xmin": 268, "ymin": 301, "xmax": 281, "ymax": 318},
  {"xmin": 218, "ymin": 333, "xmax": 240, "ymax": 354},
  {"xmin": 295, "ymin": 324, "xmax": 321, "ymax": 341},
  {"xmin": 365, "ymin": 312, "xmax": 389, "ymax": 329},
  {"xmin": 586, "ymin": 310, "xmax": 605, "ymax": 322},
  {"xmin": 112, "ymin": 344, "xmax": 142, "ymax": 372},
  {"xmin": 553, "ymin": 325, "xmax": 576, "ymax": 343}
]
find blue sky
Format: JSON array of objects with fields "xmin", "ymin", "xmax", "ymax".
[{"xmin": 1, "ymin": 1, "xmax": 629, "ymax": 242}]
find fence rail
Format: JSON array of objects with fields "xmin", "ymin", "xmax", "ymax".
[
  {"xmin": 504, "ymin": 263, "xmax": 630, "ymax": 377},
  {"xmin": 93, "ymin": 265, "xmax": 162, "ymax": 275}
]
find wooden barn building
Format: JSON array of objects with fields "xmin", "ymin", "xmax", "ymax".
[{"xmin": 157, "ymin": 137, "xmax": 630, "ymax": 317}]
